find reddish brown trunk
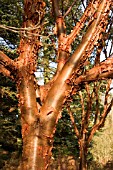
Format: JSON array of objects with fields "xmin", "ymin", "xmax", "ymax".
[
  {"xmin": 16, "ymin": 41, "xmax": 55, "ymax": 169},
  {"xmin": 17, "ymin": 66, "xmax": 54, "ymax": 170},
  {"xmin": 79, "ymin": 135, "xmax": 88, "ymax": 170},
  {"xmin": 16, "ymin": 1, "xmax": 52, "ymax": 168}
]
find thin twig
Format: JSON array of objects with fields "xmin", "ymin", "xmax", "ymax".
[
  {"xmin": 93, "ymin": 82, "xmax": 100, "ymax": 124},
  {"xmin": 79, "ymin": 91, "xmax": 86, "ymax": 134},
  {"xmin": 64, "ymin": 0, "xmax": 77, "ymax": 18},
  {"xmin": 67, "ymin": 105, "xmax": 80, "ymax": 139},
  {"xmin": 85, "ymin": 83, "xmax": 92, "ymax": 127}
]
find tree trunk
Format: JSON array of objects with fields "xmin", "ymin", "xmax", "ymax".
[
  {"xmin": 16, "ymin": 68, "xmax": 54, "ymax": 170},
  {"xmin": 16, "ymin": 40, "xmax": 55, "ymax": 169},
  {"xmin": 16, "ymin": 1, "xmax": 53, "ymax": 168},
  {"xmin": 79, "ymin": 135, "xmax": 88, "ymax": 170}
]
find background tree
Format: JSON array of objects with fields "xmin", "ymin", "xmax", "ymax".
[
  {"xmin": 0, "ymin": 0, "xmax": 113, "ymax": 170},
  {"xmin": 0, "ymin": 0, "xmax": 23, "ymax": 169},
  {"xmin": 66, "ymin": 79, "xmax": 113, "ymax": 169}
]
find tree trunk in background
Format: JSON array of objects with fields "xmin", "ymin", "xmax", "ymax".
[{"xmin": 79, "ymin": 135, "xmax": 88, "ymax": 170}]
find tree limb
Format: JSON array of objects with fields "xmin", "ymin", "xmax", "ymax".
[
  {"xmin": 85, "ymin": 83, "xmax": 92, "ymax": 128},
  {"xmin": 66, "ymin": 0, "xmax": 100, "ymax": 47},
  {"xmin": 0, "ymin": 51, "xmax": 16, "ymax": 78},
  {"xmin": 0, "ymin": 51, "xmax": 15, "ymax": 68},
  {"xmin": 79, "ymin": 91, "xmax": 86, "ymax": 134},
  {"xmin": 67, "ymin": 105, "xmax": 80, "ymax": 139},
  {"xmin": 40, "ymin": 0, "xmax": 111, "ymax": 121},
  {"xmin": 51, "ymin": 0, "xmax": 61, "ymax": 18},
  {"xmin": 49, "ymin": 0, "xmax": 70, "ymax": 82},
  {"xmin": 0, "ymin": 64, "xmax": 13, "ymax": 79},
  {"xmin": 74, "ymin": 57, "xmax": 113, "ymax": 86},
  {"xmin": 64, "ymin": 0, "xmax": 77, "ymax": 18}
]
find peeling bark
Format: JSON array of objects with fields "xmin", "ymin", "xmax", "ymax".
[{"xmin": 0, "ymin": 0, "xmax": 112, "ymax": 170}]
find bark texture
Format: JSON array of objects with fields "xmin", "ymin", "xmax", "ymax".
[{"xmin": 0, "ymin": 0, "xmax": 112, "ymax": 170}]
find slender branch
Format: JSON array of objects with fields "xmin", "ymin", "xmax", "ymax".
[
  {"xmin": 67, "ymin": 105, "xmax": 80, "ymax": 139},
  {"xmin": 64, "ymin": 0, "xmax": 77, "ymax": 18},
  {"xmin": 100, "ymin": 79, "xmax": 112, "ymax": 121},
  {"xmin": 61, "ymin": 0, "xmax": 64, "ymax": 16},
  {"xmin": 40, "ymin": 0, "xmax": 111, "ymax": 121},
  {"xmin": 0, "ymin": 51, "xmax": 15, "ymax": 68},
  {"xmin": 0, "ymin": 51, "xmax": 16, "ymax": 79},
  {"xmin": 85, "ymin": 83, "xmax": 92, "ymax": 127},
  {"xmin": 93, "ymin": 83, "xmax": 100, "ymax": 124},
  {"xmin": 66, "ymin": 0, "xmax": 100, "ymax": 47},
  {"xmin": 51, "ymin": 0, "xmax": 61, "ymax": 18},
  {"xmin": 104, "ymin": 80, "xmax": 111, "ymax": 105},
  {"xmin": 0, "ymin": 64, "xmax": 13, "ymax": 79},
  {"xmin": 79, "ymin": 91, "xmax": 86, "ymax": 134},
  {"xmin": 51, "ymin": 0, "xmax": 69, "ymax": 75},
  {"xmin": 109, "ymin": 40, "xmax": 113, "ymax": 57},
  {"xmin": 95, "ymin": 41, "xmax": 103, "ymax": 65},
  {"xmin": 81, "ymin": 0, "xmax": 86, "ymax": 10}
]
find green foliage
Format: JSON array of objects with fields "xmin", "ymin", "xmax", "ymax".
[
  {"xmin": 0, "ymin": 2, "xmax": 23, "ymax": 167},
  {"xmin": 0, "ymin": 0, "xmax": 23, "ymax": 48},
  {"xmin": 0, "ymin": 75, "xmax": 22, "ymax": 169},
  {"xmin": 53, "ymin": 110, "xmax": 79, "ymax": 158}
]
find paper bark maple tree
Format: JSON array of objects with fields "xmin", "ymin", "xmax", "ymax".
[{"xmin": 0, "ymin": 0, "xmax": 113, "ymax": 169}]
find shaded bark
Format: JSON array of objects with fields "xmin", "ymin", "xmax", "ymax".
[{"xmin": 79, "ymin": 137, "xmax": 88, "ymax": 170}]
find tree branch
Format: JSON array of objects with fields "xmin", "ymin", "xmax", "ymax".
[
  {"xmin": 0, "ymin": 64, "xmax": 13, "ymax": 79},
  {"xmin": 81, "ymin": 0, "xmax": 86, "ymax": 10},
  {"xmin": 93, "ymin": 83, "xmax": 100, "ymax": 124},
  {"xmin": 64, "ymin": 0, "xmax": 77, "ymax": 18},
  {"xmin": 66, "ymin": 0, "xmax": 100, "ymax": 47},
  {"xmin": 85, "ymin": 83, "xmax": 92, "ymax": 128},
  {"xmin": 40, "ymin": 0, "xmax": 111, "ymax": 121},
  {"xmin": 51, "ymin": 0, "xmax": 61, "ymax": 18},
  {"xmin": 0, "ymin": 51, "xmax": 16, "ymax": 78},
  {"xmin": 0, "ymin": 51, "xmax": 15, "ymax": 67},
  {"xmin": 74, "ymin": 57, "xmax": 113, "ymax": 86},
  {"xmin": 51, "ymin": 0, "xmax": 70, "ymax": 77},
  {"xmin": 79, "ymin": 91, "xmax": 86, "ymax": 134},
  {"xmin": 67, "ymin": 105, "xmax": 80, "ymax": 139}
]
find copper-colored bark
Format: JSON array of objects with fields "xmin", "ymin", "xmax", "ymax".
[{"xmin": 0, "ymin": 0, "xmax": 112, "ymax": 170}]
